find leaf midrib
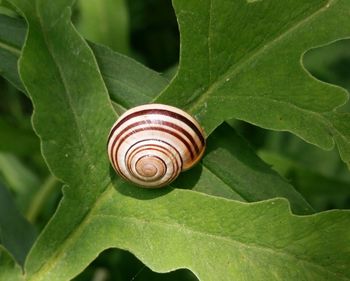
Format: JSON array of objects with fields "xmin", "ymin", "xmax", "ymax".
[{"xmin": 186, "ymin": 0, "xmax": 335, "ymax": 114}]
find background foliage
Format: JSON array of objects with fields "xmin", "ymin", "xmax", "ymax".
[{"xmin": 0, "ymin": 0, "xmax": 349, "ymax": 280}]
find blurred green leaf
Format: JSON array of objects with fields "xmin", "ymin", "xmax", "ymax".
[
  {"xmin": 262, "ymin": 131, "xmax": 350, "ymax": 181},
  {"xmin": 304, "ymin": 39, "xmax": 350, "ymax": 93},
  {"xmin": 126, "ymin": 0, "xmax": 179, "ymax": 71},
  {"xmin": 156, "ymin": 0, "xmax": 350, "ymax": 168},
  {"xmin": 0, "ymin": 153, "xmax": 61, "ymax": 225},
  {"xmin": 0, "ymin": 153, "xmax": 40, "ymax": 213},
  {"xmin": 0, "ymin": 246, "xmax": 24, "ymax": 281},
  {"xmin": 0, "ymin": 14, "xmax": 25, "ymax": 91},
  {"xmin": 25, "ymin": 175, "xmax": 60, "ymax": 224},
  {"xmin": 258, "ymin": 131, "xmax": 350, "ymax": 211},
  {"xmin": 0, "ymin": 180, "xmax": 36, "ymax": 266},
  {"xmin": 0, "ymin": 118, "xmax": 39, "ymax": 155},
  {"xmin": 76, "ymin": 0, "xmax": 129, "ymax": 54},
  {"xmin": 260, "ymin": 150, "xmax": 350, "ymax": 211}
]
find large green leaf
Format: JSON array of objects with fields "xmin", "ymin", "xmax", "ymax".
[
  {"xmin": 6, "ymin": 1, "xmax": 117, "ymax": 278},
  {"xmin": 155, "ymin": 0, "xmax": 350, "ymax": 167},
  {"xmin": 0, "ymin": 14, "xmax": 313, "ymax": 214},
  {"xmin": 7, "ymin": 0, "xmax": 350, "ymax": 280}
]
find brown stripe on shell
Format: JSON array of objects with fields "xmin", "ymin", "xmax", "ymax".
[
  {"xmin": 111, "ymin": 119, "xmax": 201, "ymax": 157},
  {"xmin": 124, "ymin": 139, "xmax": 183, "ymax": 169},
  {"xmin": 110, "ymin": 126, "xmax": 196, "ymax": 175},
  {"xmin": 108, "ymin": 108, "xmax": 205, "ymax": 147}
]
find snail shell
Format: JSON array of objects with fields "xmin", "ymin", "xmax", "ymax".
[{"xmin": 107, "ymin": 104, "xmax": 206, "ymax": 188}]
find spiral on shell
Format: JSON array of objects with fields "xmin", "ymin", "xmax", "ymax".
[{"xmin": 107, "ymin": 104, "xmax": 206, "ymax": 188}]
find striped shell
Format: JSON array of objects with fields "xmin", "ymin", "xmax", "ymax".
[{"xmin": 107, "ymin": 104, "xmax": 206, "ymax": 188}]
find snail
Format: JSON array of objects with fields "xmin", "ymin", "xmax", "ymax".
[{"xmin": 107, "ymin": 104, "xmax": 206, "ymax": 188}]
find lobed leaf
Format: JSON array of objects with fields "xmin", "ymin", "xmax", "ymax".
[{"xmin": 156, "ymin": 0, "xmax": 350, "ymax": 167}]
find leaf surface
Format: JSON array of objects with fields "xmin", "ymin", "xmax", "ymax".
[{"xmin": 156, "ymin": 0, "xmax": 350, "ymax": 166}]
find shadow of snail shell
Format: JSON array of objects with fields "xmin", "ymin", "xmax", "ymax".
[{"xmin": 107, "ymin": 104, "xmax": 206, "ymax": 188}]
